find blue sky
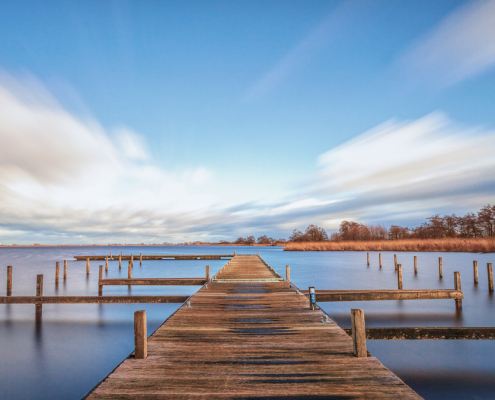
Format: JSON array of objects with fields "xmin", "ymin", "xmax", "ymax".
[{"xmin": 1, "ymin": 0, "xmax": 495, "ymax": 243}]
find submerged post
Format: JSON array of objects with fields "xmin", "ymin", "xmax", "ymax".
[
  {"xmin": 351, "ymin": 309, "xmax": 367, "ymax": 358},
  {"xmin": 397, "ymin": 264, "xmax": 403, "ymax": 290},
  {"xmin": 454, "ymin": 271, "xmax": 462, "ymax": 309},
  {"xmin": 286, "ymin": 265, "xmax": 290, "ymax": 282},
  {"xmin": 394, "ymin": 254, "xmax": 397, "ymax": 270},
  {"xmin": 98, "ymin": 265, "xmax": 103, "ymax": 296},
  {"xmin": 128, "ymin": 261, "xmax": 132, "ymax": 279},
  {"xmin": 488, "ymin": 263, "xmax": 494, "ymax": 292},
  {"xmin": 206, "ymin": 265, "xmax": 210, "ymax": 281},
  {"xmin": 134, "ymin": 310, "xmax": 147, "ymax": 359},
  {"xmin": 140, "ymin": 253, "xmax": 142, "ymax": 265},
  {"xmin": 7, "ymin": 266, "xmax": 12, "ymax": 296},
  {"xmin": 55, "ymin": 262, "xmax": 59, "ymax": 283},
  {"xmin": 119, "ymin": 254, "xmax": 122, "ymax": 269},
  {"xmin": 105, "ymin": 257, "xmax": 108, "ymax": 272},
  {"xmin": 86, "ymin": 258, "xmax": 90, "ymax": 275},
  {"xmin": 414, "ymin": 256, "xmax": 418, "ymax": 274},
  {"xmin": 439, "ymin": 257, "xmax": 443, "ymax": 278},
  {"xmin": 64, "ymin": 260, "xmax": 67, "ymax": 280},
  {"xmin": 367, "ymin": 252, "xmax": 369, "ymax": 266},
  {"xmin": 36, "ymin": 274, "xmax": 43, "ymax": 316},
  {"xmin": 309, "ymin": 287, "xmax": 316, "ymax": 310},
  {"xmin": 474, "ymin": 261, "xmax": 478, "ymax": 284}
]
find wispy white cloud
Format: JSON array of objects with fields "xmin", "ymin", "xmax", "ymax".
[{"xmin": 398, "ymin": 0, "xmax": 495, "ymax": 87}]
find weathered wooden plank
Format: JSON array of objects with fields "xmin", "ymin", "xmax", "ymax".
[
  {"xmin": 343, "ymin": 327, "xmax": 495, "ymax": 340},
  {"xmin": 0, "ymin": 296, "xmax": 189, "ymax": 304},
  {"xmin": 309, "ymin": 289, "xmax": 463, "ymax": 301},
  {"xmin": 100, "ymin": 278, "xmax": 207, "ymax": 286}
]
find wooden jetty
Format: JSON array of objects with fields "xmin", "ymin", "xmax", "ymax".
[
  {"xmin": 74, "ymin": 254, "xmax": 234, "ymax": 261},
  {"xmin": 87, "ymin": 255, "xmax": 422, "ymax": 399}
]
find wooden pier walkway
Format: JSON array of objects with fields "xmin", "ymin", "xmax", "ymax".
[{"xmin": 87, "ymin": 255, "xmax": 422, "ymax": 399}]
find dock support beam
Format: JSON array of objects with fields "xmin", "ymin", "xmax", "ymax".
[
  {"xmin": 99, "ymin": 265, "xmax": 103, "ymax": 296},
  {"xmin": 286, "ymin": 265, "xmax": 290, "ymax": 282},
  {"xmin": 134, "ymin": 310, "xmax": 147, "ymax": 359},
  {"xmin": 36, "ymin": 275, "xmax": 43, "ymax": 318},
  {"xmin": 439, "ymin": 257, "xmax": 443, "ymax": 278},
  {"xmin": 414, "ymin": 256, "xmax": 417, "ymax": 274},
  {"xmin": 454, "ymin": 271, "xmax": 462, "ymax": 309},
  {"xmin": 7, "ymin": 266, "xmax": 12, "ymax": 296},
  {"xmin": 474, "ymin": 261, "xmax": 478, "ymax": 284},
  {"xmin": 397, "ymin": 264, "xmax": 403, "ymax": 290},
  {"xmin": 488, "ymin": 263, "xmax": 494, "ymax": 292},
  {"xmin": 206, "ymin": 265, "xmax": 210, "ymax": 281},
  {"xmin": 351, "ymin": 309, "xmax": 367, "ymax": 358}
]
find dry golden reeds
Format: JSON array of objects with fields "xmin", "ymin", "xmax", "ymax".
[{"xmin": 284, "ymin": 238, "xmax": 495, "ymax": 253}]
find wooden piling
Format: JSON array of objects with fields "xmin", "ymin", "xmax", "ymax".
[
  {"xmin": 86, "ymin": 258, "xmax": 90, "ymax": 274},
  {"xmin": 397, "ymin": 264, "xmax": 403, "ymax": 290},
  {"xmin": 234, "ymin": 251, "xmax": 236, "ymax": 256},
  {"xmin": 105, "ymin": 257, "xmax": 108, "ymax": 272},
  {"xmin": 7, "ymin": 266, "xmax": 12, "ymax": 296},
  {"xmin": 473, "ymin": 261, "xmax": 478, "ymax": 284},
  {"xmin": 309, "ymin": 286, "xmax": 316, "ymax": 310},
  {"xmin": 414, "ymin": 256, "xmax": 417, "ymax": 274},
  {"xmin": 99, "ymin": 265, "xmax": 103, "ymax": 296},
  {"xmin": 64, "ymin": 260, "xmax": 67, "ymax": 280},
  {"xmin": 379, "ymin": 253, "xmax": 382, "ymax": 268},
  {"xmin": 121, "ymin": 251, "xmax": 123, "ymax": 256},
  {"xmin": 128, "ymin": 261, "xmax": 132, "ymax": 279},
  {"xmin": 36, "ymin": 274, "xmax": 43, "ymax": 316},
  {"xmin": 439, "ymin": 257, "xmax": 443, "ymax": 278},
  {"xmin": 286, "ymin": 265, "xmax": 290, "ymax": 282},
  {"xmin": 206, "ymin": 265, "xmax": 210, "ymax": 281},
  {"xmin": 454, "ymin": 271, "xmax": 462, "ymax": 309},
  {"xmin": 110, "ymin": 251, "xmax": 112, "ymax": 259},
  {"xmin": 488, "ymin": 263, "xmax": 494, "ymax": 292},
  {"xmin": 351, "ymin": 309, "xmax": 367, "ymax": 358},
  {"xmin": 367, "ymin": 252, "xmax": 369, "ymax": 266},
  {"xmin": 140, "ymin": 253, "xmax": 142, "ymax": 265},
  {"xmin": 55, "ymin": 262, "xmax": 59, "ymax": 282},
  {"xmin": 131, "ymin": 254, "xmax": 134, "ymax": 268},
  {"xmin": 134, "ymin": 310, "xmax": 147, "ymax": 359},
  {"xmin": 394, "ymin": 254, "xmax": 397, "ymax": 270},
  {"xmin": 119, "ymin": 254, "xmax": 122, "ymax": 269}
]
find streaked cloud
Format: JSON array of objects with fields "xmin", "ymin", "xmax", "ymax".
[{"xmin": 398, "ymin": 0, "xmax": 495, "ymax": 87}]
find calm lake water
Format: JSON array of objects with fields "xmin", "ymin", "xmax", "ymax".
[{"xmin": 0, "ymin": 245, "xmax": 494, "ymax": 399}]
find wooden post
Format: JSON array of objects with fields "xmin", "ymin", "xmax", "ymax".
[
  {"xmin": 110, "ymin": 251, "xmax": 112, "ymax": 259},
  {"xmin": 131, "ymin": 254, "xmax": 134, "ymax": 268},
  {"xmin": 439, "ymin": 257, "xmax": 443, "ymax": 278},
  {"xmin": 286, "ymin": 265, "xmax": 290, "ymax": 282},
  {"xmin": 55, "ymin": 262, "xmax": 59, "ymax": 283},
  {"xmin": 397, "ymin": 264, "xmax": 403, "ymax": 290},
  {"xmin": 119, "ymin": 254, "xmax": 122, "ymax": 269},
  {"xmin": 128, "ymin": 261, "xmax": 132, "ymax": 279},
  {"xmin": 379, "ymin": 253, "xmax": 382, "ymax": 268},
  {"xmin": 121, "ymin": 251, "xmax": 123, "ymax": 256},
  {"xmin": 473, "ymin": 261, "xmax": 478, "ymax": 284},
  {"xmin": 367, "ymin": 252, "xmax": 369, "ymax": 266},
  {"xmin": 351, "ymin": 309, "xmax": 367, "ymax": 358},
  {"xmin": 134, "ymin": 310, "xmax": 147, "ymax": 359},
  {"xmin": 98, "ymin": 265, "xmax": 103, "ymax": 296},
  {"xmin": 394, "ymin": 254, "xmax": 397, "ymax": 270},
  {"xmin": 414, "ymin": 256, "xmax": 417, "ymax": 274},
  {"xmin": 309, "ymin": 287, "xmax": 316, "ymax": 310},
  {"xmin": 105, "ymin": 257, "xmax": 108, "ymax": 272},
  {"xmin": 35, "ymin": 274, "xmax": 43, "ymax": 316},
  {"xmin": 234, "ymin": 251, "xmax": 236, "ymax": 256},
  {"xmin": 206, "ymin": 265, "xmax": 210, "ymax": 281},
  {"xmin": 140, "ymin": 253, "xmax": 142, "ymax": 265},
  {"xmin": 86, "ymin": 258, "xmax": 90, "ymax": 274},
  {"xmin": 7, "ymin": 266, "xmax": 12, "ymax": 296},
  {"xmin": 488, "ymin": 263, "xmax": 494, "ymax": 292},
  {"xmin": 64, "ymin": 260, "xmax": 67, "ymax": 280},
  {"xmin": 454, "ymin": 271, "xmax": 462, "ymax": 309}
]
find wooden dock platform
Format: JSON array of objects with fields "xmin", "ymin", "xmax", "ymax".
[
  {"xmin": 87, "ymin": 255, "xmax": 422, "ymax": 399},
  {"xmin": 74, "ymin": 254, "xmax": 233, "ymax": 261}
]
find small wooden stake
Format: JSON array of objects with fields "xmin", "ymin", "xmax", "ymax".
[
  {"xmin": 379, "ymin": 253, "xmax": 382, "ymax": 268},
  {"xmin": 63, "ymin": 260, "xmax": 67, "ymax": 280},
  {"xmin": 206, "ymin": 265, "xmax": 210, "ymax": 281},
  {"xmin": 286, "ymin": 265, "xmax": 290, "ymax": 282},
  {"xmin": 454, "ymin": 271, "xmax": 462, "ymax": 309},
  {"xmin": 439, "ymin": 257, "xmax": 443, "ymax": 278},
  {"xmin": 397, "ymin": 264, "xmax": 403, "ymax": 290},
  {"xmin": 351, "ymin": 309, "xmax": 367, "ymax": 358},
  {"xmin": 110, "ymin": 251, "xmax": 112, "ymax": 259},
  {"xmin": 134, "ymin": 310, "xmax": 147, "ymax": 359},
  {"xmin": 119, "ymin": 254, "xmax": 122, "ymax": 269},
  {"xmin": 394, "ymin": 254, "xmax": 397, "ymax": 270},
  {"xmin": 367, "ymin": 252, "xmax": 369, "ymax": 266},
  {"xmin": 128, "ymin": 261, "xmax": 132, "ymax": 279},
  {"xmin": 234, "ymin": 251, "xmax": 236, "ymax": 256},
  {"xmin": 86, "ymin": 258, "xmax": 90, "ymax": 274},
  {"xmin": 98, "ymin": 265, "xmax": 103, "ymax": 296},
  {"xmin": 55, "ymin": 262, "xmax": 59, "ymax": 283},
  {"xmin": 414, "ymin": 256, "xmax": 417, "ymax": 274},
  {"xmin": 36, "ymin": 274, "xmax": 43, "ymax": 316},
  {"xmin": 7, "ymin": 266, "xmax": 12, "ymax": 296},
  {"xmin": 140, "ymin": 253, "xmax": 142, "ymax": 265},
  {"xmin": 121, "ymin": 251, "xmax": 123, "ymax": 256},
  {"xmin": 131, "ymin": 254, "xmax": 134, "ymax": 268},
  {"xmin": 105, "ymin": 257, "xmax": 109, "ymax": 272},
  {"xmin": 309, "ymin": 287, "xmax": 316, "ymax": 310},
  {"xmin": 488, "ymin": 263, "xmax": 494, "ymax": 292},
  {"xmin": 473, "ymin": 261, "xmax": 478, "ymax": 284}
]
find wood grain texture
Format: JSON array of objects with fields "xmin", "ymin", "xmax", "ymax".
[
  {"xmin": 87, "ymin": 255, "xmax": 422, "ymax": 399},
  {"xmin": 343, "ymin": 327, "xmax": 495, "ymax": 340}
]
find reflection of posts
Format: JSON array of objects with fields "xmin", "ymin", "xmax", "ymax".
[
  {"xmin": 454, "ymin": 271, "xmax": 462, "ymax": 309},
  {"xmin": 134, "ymin": 310, "xmax": 147, "ymax": 359},
  {"xmin": 309, "ymin": 287, "xmax": 316, "ymax": 310},
  {"xmin": 351, "ymin": 309, "xmax": 366, "ymax": 357}
]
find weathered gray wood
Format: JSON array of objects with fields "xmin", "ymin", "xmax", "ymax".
[
  {"xmin": 55, "ymin": 262, "xmax": 59, "ymax": 282},
  {"xmin": 286, "ymin": 265, "xmax": 290, "ymax": 282},
  {"xmin": 63, "ymin": 260, "xmax": 67, "ymax": 280},
  {"xmin": 454, "ymin": 271, "xmax": 462, "ymax": 309},
  {"xmin": 101, "ymin": 278, "xmax": 207, "ymax": 286},
  {"xmin": 414, "ymin": 256, "xmax": 417, "ymax": 274},
  {"xmin": 439, "ymin": 257, "xmax": 443, "ymax": 278},
  {"xmin": 351, "ymin": 309, "xmax": 366, "ymax": 357},
  {"xmin": 36, "ymin": 274, "xmax": 43, "ymax": 316},
  {"xmin": 7, "ymin": 266, "xmax": 12, "ymax": 296},
  {"xmin": 343, "ymin": 327, "xmax": 495, "ymax": 340},
  {"xmin": 134, "ymin": 310, "xmax": 147, "ymax": 359},
  {"xmin": 206, "ymin": 265, "xmax": 210, "ymax": 281},
  {"xmin": 0, "ymin": 296, "xmax": 189, "ymax": 304},
  {"xmin": 474, "ymin": 260, "xmax": 478, "ymax": 284},
  {"xmin": 312, "ymin": 289, "xmax": 463, "ymax": 301},
  {"xmin": 397, "ymin": 264, "xmax": 403, "ymax": 290},
  {"xmin": 488, "ymin": 263, "xmax": 494, "ymax": 292}
]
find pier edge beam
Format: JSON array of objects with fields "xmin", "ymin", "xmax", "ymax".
[
  {"xmin": 397, "ymin": 264, "xmax": 403, "ymax": 290},
  {"xmin": 134, "ymin": 310, "xmax": 147, "ymax": 359},
  {"xmin": 98, "ymin": 265, "xmax": 103, "ymax": 296},
  {"xmin": 7, "ymin": 266, "xmax": 12, "ymax": 296},
  {"xmin": 454, "ymin": 271, "xmax": 462, "ymax": 309},
  {"xmin": 351, "ymin": 308, "xmax": 367, "ymax": 357}
]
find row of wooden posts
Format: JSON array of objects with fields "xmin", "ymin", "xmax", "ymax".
[{"xmin": 367, "ymin": 252, "xmax": 494, "ymax": 292}]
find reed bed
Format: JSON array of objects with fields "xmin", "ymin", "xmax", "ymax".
[{"xmin": 283, "ymin": 238, "xmax": 495, "ymax": 253}]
